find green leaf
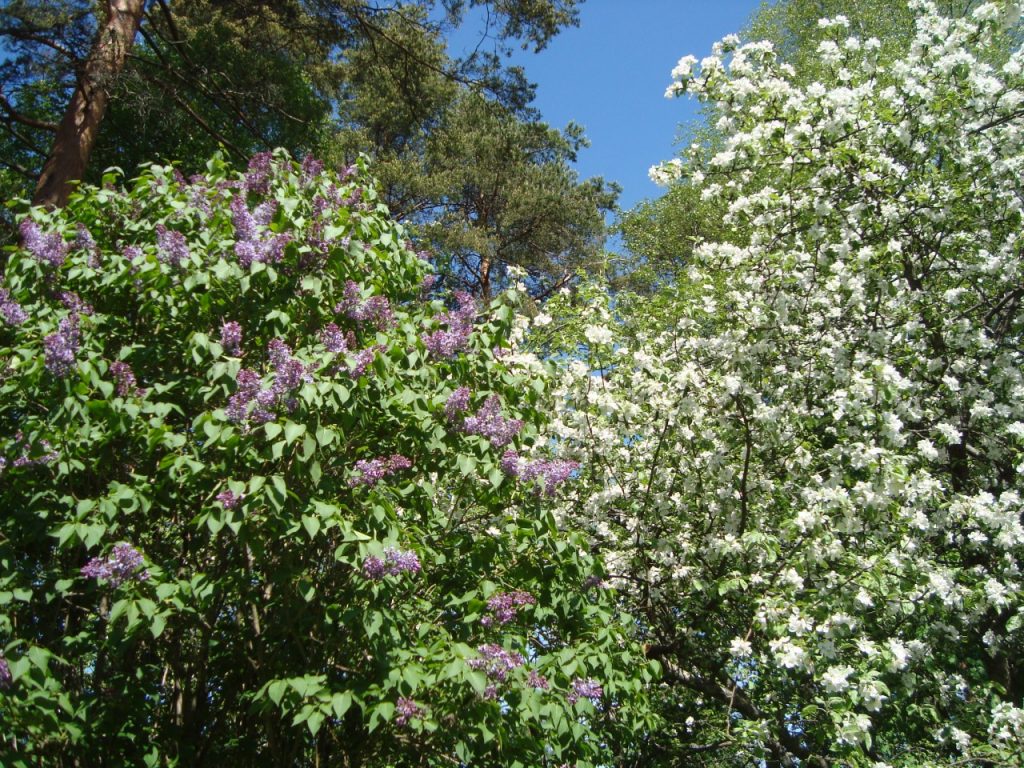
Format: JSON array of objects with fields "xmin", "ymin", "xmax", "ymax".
[
  {"xmin": 283, "ymin": 421, "xmax": 306, "ymax": 445},
  {"xmin": 331, "ymin": 692, "xmax": 352, "ymax": 719},
  {"xmin": 301, "ymin": 515, "xmax": 320, "ymax": 539},
  {"xmin": 267, "ymin": 680, "xmax": 287, "ymax": 706}
]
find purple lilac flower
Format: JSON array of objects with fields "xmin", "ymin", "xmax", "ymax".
[
  {"xmin": 334, "ymin": 281, "xmax": 361, "ymax": 315},
  {"xmin": 468, "ymin": 644, "xmax": 525, "ymax": 683},
  {"xmin": 582, "ymin": 575, "xmax": 606, "ymax": 591},
  {"xmin": 500, "ymin": 450, "xmax": 579, "ymax": 496},
  {"xmin": 422, "ymin": 292, "xmax": 476, "ymax": 359},
  {"xmin": 75, "ymin": 224, "xmax": 100, "ymax": 267},
  {"xmin": 231, "ymin": 196, "xmax": 258, "ymax": 241},
  {"xmin": 528, "ymin": 671, "xmax": 550, "ymax": 690},
  {"xmin": 444, "ymin": 386, "xmax": 471, "ymax": 422},
  {"xmin": 362, "ymin": 555, "xmax": 387, "ymax": 579},
  {"xmin": 155, "ymin": 225, "xmax": 189, "ymax": 266},
  {"xmin": 319, "ymin": 323, "xmax": 349, "ymax": 354},
  {"xmin": 334, "ymin": 281, "xmax": 395, "ymax": 330},
  {"xmin": 244, "ymin": 152, "xmax": 273, "ymax": 194},
  {"xmin": 235, "ymin": 233, "xmax": 291, "ymax": 267},
  {"xmin": 217, "ymin": 489, "xmax": 243, "ymax": 509},
  {"xmin": 395, "ymin": 697, "xmax": 425, "ymax": 727},
  {"xmin": 267, "ymin": 339, "xmax": 311, "ymax": 398},
  {"xmin": 567, "ymin": 677, "xmax": 603, "ymax": 706},
  {"xmin": 57, "ymin": 291, "xmax": 93, "ymax": 315},
  {"xmin": 462, "ymin": 395, "xmax": 523, "ymax": 448},
  {"xmin": 44, "ymin": 315, "xmax": 80, "ymax": 376},
  {"xmin": 500, "ymin": 449, "xmax": 523, "ymax": 477},
  {"xmin": 232, "ymin": 196, "xmax": 290, "ymax": 267},
  {"xmin": 347, "ymin": 345, "xmax": 381, "ymax": 378},
  {"xmin": 420, "ymin": 274, "xmax": 438, "ymax": 293},
  {"xmin": 0, "ymin": 655, "xmax": 11, "ymax": 689},
  {"xmin": 523, "ymin": 459, "xmax": 580, "ymax": 496},
  {"xmin": 123, "ymin": 244, "xmax": 143, "ymax": 262},
  {"xmin": 80, "ymin": 544, "xmax": 149, "ymax": 587},
  {"xmin": 253, "ymin": 201, "xmax": 277, "ymax": 226},
  {"xmin": 226, "ymin": 368, "xmax": 262, "ymax": 423},
  {"xmin": 20, "ymin": 219, "xmax": 68, "ymax": 266},
  {"xmin": 272, "ymin": 358, "xmax": 308, "ymax": 395},
  {"xmin": 12, "ymin": 436, "xmax": 58, "ymax": 468},
  {"xmin": 482, "ymin": 591, "xmax": 535, "ymax": 626},
  {"xmin": 220, "ymin": 321, "xmax": 243, "ymax": 356},
  {"xmin": 267, "ymin": 338, "xmax": 292, "ymax": 368},
  {"xmin": 301, "ymin": 154, "xmax": 324, "ymax": 184},
  {"xmin": 0, "ymin": 288, "xmax": 27, "ymax": 326},
  {"xmin": 109, "ymin": 361, "xmax": 141, "ymax": 397},
  {"xmin": 226, "ymin": 341, "xmax": 310, "ymax": 424},
  {"xmin": 348, "ymin": 454, "xmax": 412, "ymax": 488},
  {"xmin": 343, "ymin": 187, "xmax": 364, "ymax": 209},
  {"xmin": 362, "ymin": 548, "xmax": 421, "ymax": 579},
  {"xmin": 384, "ymin": 548, "xmax": 421, "ymax": 574}
]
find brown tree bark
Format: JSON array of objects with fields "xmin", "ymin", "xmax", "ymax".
[{"xmin": 32, "ymin": 0, "xmax": 146, "ymax": 209}]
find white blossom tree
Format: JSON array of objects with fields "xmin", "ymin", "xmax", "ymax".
[{"xmin": 525, "ymin": 2, "xmax": 1024, "ymax": 764}]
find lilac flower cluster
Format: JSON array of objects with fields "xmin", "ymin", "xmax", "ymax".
[
  {"xmin": 226, "ymin": 369, "xmax": 266, "ymax": 424},
  {"xmin": 420, "ymin": 274, "xmax": 438, "ymax": 294},
  {"xmin": 319, "ymin": 323, "xmax": 351, "ymax": 354},
  {"xmin": 444, "ymin": 386, "xmax": 471, "ymax": 421},
  {"xmin": 347, "ymin": 345, "xmax": 382, "ymax": 378},
  {"xmin": 567, "ymin": 677, "xmax": 603, "ymax": 706},
  {"xmin": 226, "ymin": 340, "xmax": 311, "ymax": 425},
  {"xmin": 253, "ymin": 201, "xmax": 277, "ymax": 226},
  {"xmin": 109, "ymin": 361, "xmax": 142, "ymax": 397},
  {"xmin": 217, "ymin": 489, "xmax": 244, "ymax": 509},
  {"xmin": 231, "ymin": 196, "xmax": 290, "ymax": 267},
  {"xmin": 500, "ymin": 450, "xmax": 580, "ymax": 496},
  {"xmin": 481, "ymin": 590, "xmax": 535, "ymax": 627},
  {"xmin": 44, "ymin": 315, "xmax": 80, "ymax": 376},
  {"xmin": 231, "ymin": 196, "xmax": 259, "ymax": 241},
  {"xmin": 57, "ymin": 291, "xmax": 93, "ymax": 315},
  {"xmin": 0, "ymin": 655, "xmax": 10, "ymax": 689},
  {"xmin": 220, "ymin": 321, "xmax": 243, "ymax": 356},
  {"xmin": 75, "ymin": 224, "xmax": 100, "ymax": 267},
  {"xmin": 528, "ymin": 670, "xmax": 550, "ymax": 690},
  {"xmin": 155, "ymin": 225, "xmax": 190, "ymax": 267},
  {"xmin": 0, "ymin": 288, "xmax": 27, "ymax": 326},
  {"xmin": 362, "ymin": 547, "xmax": 421, "ymax": 579},
  {"xmin": 20, "ymin": 219, "xmax": 67, "ymax": 266},
  {"xmin": 422, "ymin": 292, "xmax": 476, "ymax": 359},
  {"xmin": 244, "ymin": 152, "xmax": 274, "ymax": 194},
  {"xmin": 80, "ymin": 544, "xmax": 149, "ymax": 587},
  {"xmin": 395, "ymin": 697, "xmax": 425, "ymax": 726},
  {"xmin": 268, "ymin": 339, "xmax": 309, "ymax": 393},
  {"xmin": 462, "ymin": 395, "xmax": 523, "ymax": 447},
  {"xmin": 348, "ymin": 454, "xmax": 412, "ymax": 488},
  {"xmin": 334, "ymin": 281, "xmax": 395, "ymax": 330},
  {"xmin": 468, "ymin": 644, "xmax": 525, "ymax": 684},
  {"xmin": 10, "ymin": 431, "xmax": 58, "ymax": 468},
  {"xmin": 300, "ymin": 154, "xmax": 324, "ymax": 184},
  {"xmin": 122, "ymin": 244, "xmax": 143, "ymax": 262}
]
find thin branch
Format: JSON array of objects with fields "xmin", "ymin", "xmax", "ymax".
[{"xmin": 0, "ymin": 91, "xmax": 58, "ymax": 131}]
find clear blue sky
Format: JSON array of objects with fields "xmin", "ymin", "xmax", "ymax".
[{"xmin": 447, "ymin": 0, "xmax": 765, "ymax": 214}]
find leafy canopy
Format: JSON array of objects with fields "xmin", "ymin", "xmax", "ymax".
[{"xmin": 0, "ymin": 151, "xmax": 652, "ymax": 767}]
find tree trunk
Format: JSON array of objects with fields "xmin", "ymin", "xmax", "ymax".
[{"xmin": 32, "ymin": 0, "xmax": 145, "ymax": 209}]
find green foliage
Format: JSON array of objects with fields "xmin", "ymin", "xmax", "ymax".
[
  {"xmin": 1, "ymin": 0, "xmax": 610, "ymax": 297},
  {"xmin": 0, "ymin": 152, "xmax": 652, "ymax": 766}
]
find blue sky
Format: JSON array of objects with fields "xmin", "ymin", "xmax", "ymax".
[{"xmin": 447, "ymin": 0, "xmax": 764, "ymax": 214}]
